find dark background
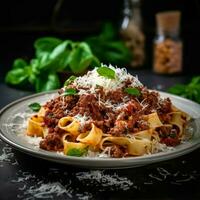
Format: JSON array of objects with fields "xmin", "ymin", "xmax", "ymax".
[
  {"xmin": 0, "ymin": 0, "xmax": 200, "ymax": 78},
  {"xmin": 1, "ymin": 1, "xmax": 200, "ymax": 199}
]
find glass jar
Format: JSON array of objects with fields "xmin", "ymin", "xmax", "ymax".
[
  {"xmin": 120, "ymin": 0, "xmax": 145, "ymax": 68},
  {"xmin": 153, "ymin": 11, "xmax": 182, "ymax": 74}
]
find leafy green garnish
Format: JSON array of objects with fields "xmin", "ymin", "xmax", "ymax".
[
  {"xmin": 5, "ymin": 66, "xmax": 31, "ymax": 85},
  {"xmin": 5, "ymin": 22, "xmax": 132, "ymax": 92},
  {"xmin": 68, "ymin": 42, "xmax": 100, "ymax": 74},
  {"xmin": 168, "ymin": 76, "xmax": 200, "ymax": 104},
  {"xmin": 12, "ymin": 58, "xmax": 28, "ymax": 69},
  {"xmin": 28, "ymin": 102, "xmax": 41, "ymax": 112},
  {"xmin": 64, "ymin": 75, "xmax": 77, "ymax": 86},
  {"xmin": 124, "ymin": 87, "xmax": 141, "ymax": 96},
  {"xmin": 61, "ymin": 88, "xmax": 77, "ymax": 96},
  {"xmin": 97, "ymin": 66, "xmax": 116, "ymax": 79},
  {"xmin": 5, "ymin": 38, "xmax": 100, "ymax": 92},
  {"xmin": 67, "ymin": 148, "xmax": 87, "ymax": 157},
  {"xmin": 86, "ymin": 22, "xmax": 132, "ymax": 66}
]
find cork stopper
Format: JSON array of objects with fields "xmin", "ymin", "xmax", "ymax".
[{"xmin": 156, "ymin": 11, "xmax": 181, "ymax": 35}]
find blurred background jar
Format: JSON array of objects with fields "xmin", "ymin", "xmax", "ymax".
[
  {"xmin": 120, "ymin": 0, "xmax": 145, "ymax": 68},
  {"xmin": 153, "ymin": 11, "xmax": 182, "ymax": 74}
]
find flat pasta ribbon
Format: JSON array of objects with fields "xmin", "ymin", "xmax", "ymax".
[
  {"xmin": 100, "ymin": 136, "xmax": 152, "ymax": 156},
  {"xmin": 144, "ymin": 112, "xmax": 163, "ymax": 128},
  {"xmin": 169, "ymin": 112, "xmax": 185, "ymax": 136},
  {"xmin": 62, "ymin": 134, "xmax": 88, "ymax": 155},
  {"xmin": 77, "ymin": 123, "xmax": 103, "ymax": 146},
  {"xmin": 58, "ymin": 116, "xmax": 80, "ymax": 136},
  {"xmin": 134, "ymin": 128, "xmax": 159, "ymax": 141},
  {"xmin": 27, "ymin": 115, "xmax": 45, "ymax": 137}
]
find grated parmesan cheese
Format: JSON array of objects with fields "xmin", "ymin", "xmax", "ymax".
[
  {"xmin": 24, "ymin": 182, "xmax": 68, "ymax": 198},
  {"xmin": 72, "ymin": 65, "xmax": 143, "ymax": 95},
  {"xmin": 73, "ymin": 114, "xmax": 91, "ymax": 128},
  {"xmin": 18, "ymin": 133, "xmax": 43, "ymax": 147},
  {"xmin": 0, "ymin": 145, "xmax": 18, "ymax": 167},
  {"xmin": 76, "ymin": 170, "xmax": 134, "ymax": 191}
]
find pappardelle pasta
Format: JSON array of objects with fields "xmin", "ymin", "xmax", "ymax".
[{"xmin": 26, "ymin": 65, "xmax": 190, "ymax": 158}]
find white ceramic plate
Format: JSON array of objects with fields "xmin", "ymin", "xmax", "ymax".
[{"xmin": 0, "ymin": 91, "xmax": 200, "ymax": 169}]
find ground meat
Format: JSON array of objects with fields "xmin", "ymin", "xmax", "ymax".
[
  {"xmin": 145, "ymin": 94, "xmax": 159, "ymax": 113},
  {"xmin": 43, "ymin": 95, "xmax": 79, "ymax": 129},
  {"xmin": 123, "ymin": 78, "xmax": 133, "ymax": 87},
  {"xmin": 80, "ymin": 121, "xmax": 92, "ymax": 133},
  {"xmin": 110, "ymin": 145, "xmax": 127, "ymax": 158},
  {"xmin": 157, "ymin": 98, "xmax": 172, "ymax": 123},
  {"xmin": 71, "ymin": 94, "xmax": 104, "ymax": 120},
  {"xmin": 124, "ymin": 100, "xmax": 142, "ymax": 115},
  {"xmin": 38, "ymin": 78, "xmax": 178, "ymax": 154},
  {"xmin": 80, "ymin": 115, "xmax": 115, "ymax": 133},
  {"xmin": 106, "ymin": 89, "xmax": 125, "ymax": 103},
  {"xmin": 156, "ymin": 125, "xmax": 180, "ymax": 146},
  {"xmin": 40, "ymin": 133, "xmax": 63, "ymax": 151},
  {"xmin": 108, "ymin": 120, "xmax": 128, "ymax": 136},
  {"xmin": 159, "ymin": 113, "xmax": 172, "ymax": 124},
  {"xmin": 132, "ymin": 119, "xmax": 149, "ymax": 133},
  {"xmin": 158, "ymin": 98, "xmax": 172, "ymax": 114},
  {"xmin": 156, "ymin": 126, "xmax": 172, "ymax": 138}
]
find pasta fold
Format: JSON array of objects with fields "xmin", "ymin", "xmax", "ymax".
[
  {"xmin": 27, "ymin": 115, "xmax": 44, "ymax": 137},
  {"xmin": 169, "ymin": 112, "xmax": 185, "ymax": 136},
  {"xmin": 77, "ymin": 123, "xmax": 103, "ymax": 146},
  {"xmin": 58, "ymin": 116, "xmax": 80, "ymax": 136},
  {"xmin": 63, "ymin": 134, "xmax": 88, "ymax": 155},
  {"xmin": 134, "ymin": 129, "xmax": 159, "ymax": 141},
  {"xmin": 100, "ymin": 136, "xmax": 152, "ymax": 156},
  {"xmin": 144, "ymin": 112, "xmax": 163, "ymax": 128}
]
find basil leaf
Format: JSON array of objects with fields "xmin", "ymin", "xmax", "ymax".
[
  {"xmin": 124, "ymin": 87, "xmax": 141, "ymax": 96},
  {"xmin": 61, "ymin": 88, "xmax": 77, "ymax": 96},
  {"xmin": 67, "ymin": 148, "xmax": 87, "ymax": 157},
  {"xmin": 168, "ymin": 76, "xmax": 200, "ymax": 104},
  {"xmin": 99, "ymin": 22, "xmax": 116, "ymax": 40},
  {"xmin": 49, "ymin": 40, "xmax": 73, "ymax": 60},
  {"xmin": 34, "ymin": 37, "xmax": 62, "ymax": 58},
  {"xmin": 102, "ymin": 41, "xmax": 132, "ymax": 65},
  {"xmin": 86, "ymin": 22, "xmax": 132, "ymax": 66},
  {"xmin": 13, "ymin": 58, "xmax": 28, "ymax": 69},
  {"xmin": 5, "ymin": 67, "xmax": 30, "ymax": 85},
  {"xmin": 28, "ymin": 102, "xmax": 41, "ymax": 112},
  {"xmin": 64, "ymin": 75, "xmax": 77, "ymax": 86},
  {"xmin": 35, "ymin": 73, "xmax": 60, "ymax": 92},
  {"xmin": 68, "ymin": 42, "xmax": 98, "ymax": 74},
  {"xmin": 38, "ymin": 40, "xmax": 73, "ymax": 72},
  {"xmin": 168, "ymin": 84, "xmax": 186, "ymax": 95},
  {"xmin": 97, "ymin": 66, "xmax": 116, "ymax": 79},
  {"xmin": 190, "ymin": 76, "xmax": 200, "ymax": 86},
  {"xmin": 5, "ymin": 36, "xmax": 100, "ymax": 92}
]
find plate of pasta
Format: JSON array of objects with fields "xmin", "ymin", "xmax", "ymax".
[{"xmin": 0, "ymin": 65, "xmax": 200, "ymax": 168}]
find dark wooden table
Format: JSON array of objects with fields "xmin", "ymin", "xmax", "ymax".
[{"xmin": 1, "ymin": 69, "xmax": 200, "ymax": 200}]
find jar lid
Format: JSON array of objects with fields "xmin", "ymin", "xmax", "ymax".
[{"xmin": 156, "ymin": 11, "xmax": 181, "ymax": 35}]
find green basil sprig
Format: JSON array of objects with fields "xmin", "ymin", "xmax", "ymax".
[
  {"xmin": 66, "ymin": 148, "xmax": 87, "ymax": 157},
  {"xmin": 5, "ymin": 37, "xmax": 100, "ymax": 92},
  {"xmin": 168, "ymin": 76, "xmax": 200, "ymax": 104},
  {"xmin": 124, "ymin": 87, "xmax": 141, "ymax": 96},
  {"xmin": 61, "ymin": 88, "xmax": 77, "ymax": 96},
  {"xmin": 85, "ymin": 22, "xmax": 132, "ymax": 66},
  {"xmin": 64, "ymin": 75, "xmax": 77, "ymax": 86},
  {"xmin": 28, "ymin": 102, "xmax": 41, "ymax": 112},
  {"xmin": 97, "ymin": 66, "xmax": 116, "ymax": 79}
]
